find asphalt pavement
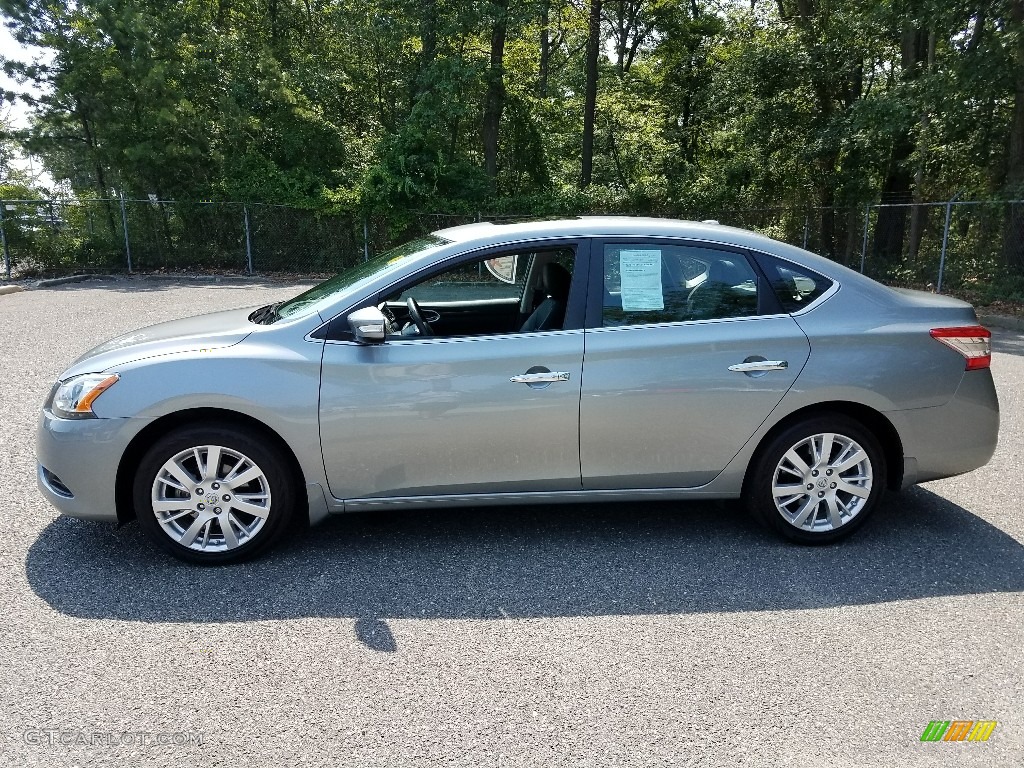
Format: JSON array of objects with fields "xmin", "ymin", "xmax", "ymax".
[{"xmin": 0, "ymin": 276, "xmax": 1021, "ymax": 766}]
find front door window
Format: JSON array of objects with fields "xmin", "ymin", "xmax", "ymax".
[{"xmin": 383, "ymin": 247, "xmax": 577, "ymax": 338}]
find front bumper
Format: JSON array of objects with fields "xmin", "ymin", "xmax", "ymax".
[{"xmin": 36, "ymin": 409, "xmax": 150, "ymax": 522}]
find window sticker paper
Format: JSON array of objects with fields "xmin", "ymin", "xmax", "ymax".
[{"xmin": 619, "ymin": 250, "xmax": 664, "ymax": 311}]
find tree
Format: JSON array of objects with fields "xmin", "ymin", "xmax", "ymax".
[
  {"xmin": 483, "ymin": 0, "xmax": 510, "ymax": 180},
  {"xmin": 0, "ymin": 0, "xmax": 1020, "ymax": 288},
  {"xmin": 1003, "ymin": 0, "xmax": 1024, "ymax": 268},
  {"xmin": 580, "ymin": 0, "xmax": 601, "ymax": 187}
]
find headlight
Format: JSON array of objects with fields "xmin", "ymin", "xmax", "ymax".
[{"xmin": 49, "ymin": 373, "xmax": 120, "ymax": 419}]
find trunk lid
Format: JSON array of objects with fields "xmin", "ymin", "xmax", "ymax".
[{"xmin": 887, "ymin": 287, "xmax": 980, "ymax": 324}]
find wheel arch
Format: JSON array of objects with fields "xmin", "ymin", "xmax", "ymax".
[
  {"xmin": 742, "ymin": 401, "xmax": 905, "ymax": 495},
  {"xmin": 115, "ymin": 408, "xmax": 308, "ymax": 525}
]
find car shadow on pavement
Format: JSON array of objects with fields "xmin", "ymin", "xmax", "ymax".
[{"xmin": 25, "ymin": 486, "xmax": 1024, "ymax": 648}]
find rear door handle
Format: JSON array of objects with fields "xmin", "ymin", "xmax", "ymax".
[
  {"xmin": 510, "ymin": 371, "xmax": 571, "ymax": 384},
  {"xmin": 728, "ymin": 360, "xmax": 789, "ymax": 372}
]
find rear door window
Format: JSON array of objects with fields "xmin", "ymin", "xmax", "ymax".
[{"xmin": 601, "ymin": 243, "xmax": 761, "ymax": 326}]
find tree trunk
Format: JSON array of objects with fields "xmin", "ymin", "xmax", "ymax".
[
  {"xmin": 77, "ymin": 108, "xmax": 118, "ymax": 235},
  {"xmin": 269, "ymin": 0, "xmax": 281, "ymax": 52},
  {"xmin": 819, "ymin": 190, "xmax": 835, "ymax": 260},
  {"xmin": 907, "ymin": 30, "xmax": 934, "ymax": 265},
  {"xmin": 421, "ymin": 0, "xmax": 437, "ymax": 66},
  {"xmin": 872, "ymin": 24, "xmax": 927, "ymax": 266},
  {"xmin": 412, "ymin": 0, "xmax": 438, "ymax": 102},
  {"xmin": 1002, "ymin": 0, "xmax": 1024, "ymax": 269},
  {"xmin": 157, "ymin": 197, "xmax": 175, "ymax": 261},
  {"xmin": 843, "ymin": 206, "xmax": 860, "ymax": 266},
  {"xmin": 907, "ymin": 173, "xmax": 927, "ymax": 264},
  {"xmin": 613, "ymin": 0, "xmax": 626, "ymax": 74},
  {"xmin": 581, "ymin": 0, "xmax": 602, "ymax": 188},
  {"xmin": 538, "ymin": 1, "xmax": 550, "ymax": 97},
  {"xmin": 871, "ymin": 140, "xmax": 913, "ymax": 265},
  {"xmin": 907, "ymin": 113, "xmax": 930, "ymax": 265},
  {"xmin": 482, "ymin": 0, "xmax": 509, "ymax": 180}
]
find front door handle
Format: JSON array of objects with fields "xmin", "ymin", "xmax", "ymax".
[
  {"xmin": 510, "ymin": 371, "xmax": 571, "ymax": 384},
  {"xmin": 728, "ymin": 360, "xmax": 789, "ymax": 373}
]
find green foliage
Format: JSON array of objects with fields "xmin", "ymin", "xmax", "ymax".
[{"xmin": 0, "ymin": 0, "xmax": 1022, "ymax": 274}]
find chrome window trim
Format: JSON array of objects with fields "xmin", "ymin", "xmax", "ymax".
[
  {"xmin": 320, "ymin": 327, "xmax": 586, "ymax": 348},
  {"xmin": 381, "ymin": 297, "xmax": 521, "ymax": 309},
  {"xmin": 591, "ymin": 312, "xmax": 792, "ymax": 333},
  {"xmin": 591, "ymin": 234, "xmax": 836, "ymax": 328},
  {"xmin": 306, "ymin": 232, "xmax": 842, "ymax": 342}
]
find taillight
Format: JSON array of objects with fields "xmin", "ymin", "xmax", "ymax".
[{"xmin": 930, "ymin": 326, "xmax": 992, "ymax": 370}]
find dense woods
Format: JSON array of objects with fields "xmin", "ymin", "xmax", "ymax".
[{"xmin": 1, "ymin": 0, "xmax": 1024, "ymax": 277}]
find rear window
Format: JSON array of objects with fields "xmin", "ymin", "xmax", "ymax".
[{"xmin": 759, "ymin": 256, "xmax": 833, "ymax": 312}]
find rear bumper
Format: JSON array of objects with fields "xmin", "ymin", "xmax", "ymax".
[{"xmin": 894, "ymin": 369, "xmax": 999, "ymax": 487}]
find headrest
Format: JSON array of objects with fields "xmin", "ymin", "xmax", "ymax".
[
  {"xmin": 708, "ymin": 259, "xmax": 746, "ymax": 285},
  {"xmin": 541, "ymin": 262, "xmax": 572, "ymax": 298}
]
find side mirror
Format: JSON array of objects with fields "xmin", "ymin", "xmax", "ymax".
[{"xmin": 347, "ymin": 306, "xmax": 387, "ymax": 344}]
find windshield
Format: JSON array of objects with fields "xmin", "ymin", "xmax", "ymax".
[{"xmin": 268, "ymin": 234, "xmax": 451, "ymax": 323}]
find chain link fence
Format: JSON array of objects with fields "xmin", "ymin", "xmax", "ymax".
[
  {"xmin": 0, "ymin": 199, "xmax": 366, "ymax": 278},
  {"xmin": 857, "ymin": 200, "xmax": 1024, "ymax": 296},
  {"xmin": 672, "ymin": 201, "xmax": 1024, "ymax": 295},
  {"xmin": 2, "ymin": 198, "xmax": 1023, "ymax": 300}
]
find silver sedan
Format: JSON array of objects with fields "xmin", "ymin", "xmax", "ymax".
[{"xmin": 36, "ymin": 218, "xmax": 999, "ymax": 563}]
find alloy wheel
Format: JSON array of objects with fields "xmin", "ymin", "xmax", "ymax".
[
  {"xmin": 151, "ymin": 444, "xmax": 272, "ymax": 552},
  {"xmin": 770, "ymin": 432, "xmax": 873, "ymax": 532}
]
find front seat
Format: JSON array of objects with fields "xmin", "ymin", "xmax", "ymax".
[{"xmin": 520, "ymin": 262, "xmax": 572, "ymax": 332}]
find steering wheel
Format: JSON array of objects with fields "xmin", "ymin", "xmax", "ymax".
[{"xmin": 406, "ymin": 297, "xmax": 434, "ymax": 336}]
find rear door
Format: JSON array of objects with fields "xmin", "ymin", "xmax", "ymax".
[{"xmin": 579, "ymin": 238, "xmax": 811, "ymax": 489}]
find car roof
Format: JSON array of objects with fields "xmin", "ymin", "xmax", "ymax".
[
  {"xmin": 432, "ymin": 216, "xmax": 874, "ymax": 287},
  {"xmin": 434, "ymin": 216, "xmax": 755, "ymax": 244}
]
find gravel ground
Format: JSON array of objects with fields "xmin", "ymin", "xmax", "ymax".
[{"xmin": 1, "ymin": 277, "xmax": 1022, "ymax": 767}]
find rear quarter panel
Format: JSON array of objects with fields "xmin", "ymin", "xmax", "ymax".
[
  {"xmin": 699, "ymin": 279, "xmax": 984, "ymax": 495},
  {"xmin": 785, "ymin": 284, "xmax": 969, "ymax": 411}
]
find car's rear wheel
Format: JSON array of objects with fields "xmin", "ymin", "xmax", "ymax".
[
  {"xmin": 133, "ymin": 424, "xmax": 296, "ymax": 564},
  {"xmin": 745, "ymin": 415, "xmax": 886, "ymax": 544}
]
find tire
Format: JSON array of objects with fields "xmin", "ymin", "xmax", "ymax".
[
  {"xmin": 133, "ymin": 424, "xmax": 297, "ymax": 564},
  {"xmin": 744, "ymin": 415, "xmax": 886, "ymax": 544}
]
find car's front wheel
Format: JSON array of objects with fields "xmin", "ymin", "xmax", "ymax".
[
  {"xmin": 133, "ymin": 424, "xmax": 297, "ymax": 564},
  {"xmin": 745, "ymin": 415, "xmax": 886, "ymax": 544}
]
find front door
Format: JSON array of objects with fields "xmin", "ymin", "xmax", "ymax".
[{"xmin": 319, "ymin": 244, "xmax": 588, "ymax": 501}]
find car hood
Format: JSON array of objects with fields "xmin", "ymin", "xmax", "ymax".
[{"xmin": 62, "ymin": 306, "xmax": 257, "ymax": 378}]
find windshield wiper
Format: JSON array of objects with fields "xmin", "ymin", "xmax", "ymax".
[{"xmin": 248, "ymin": 302, "xmax": 282, "ymax": 325}]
